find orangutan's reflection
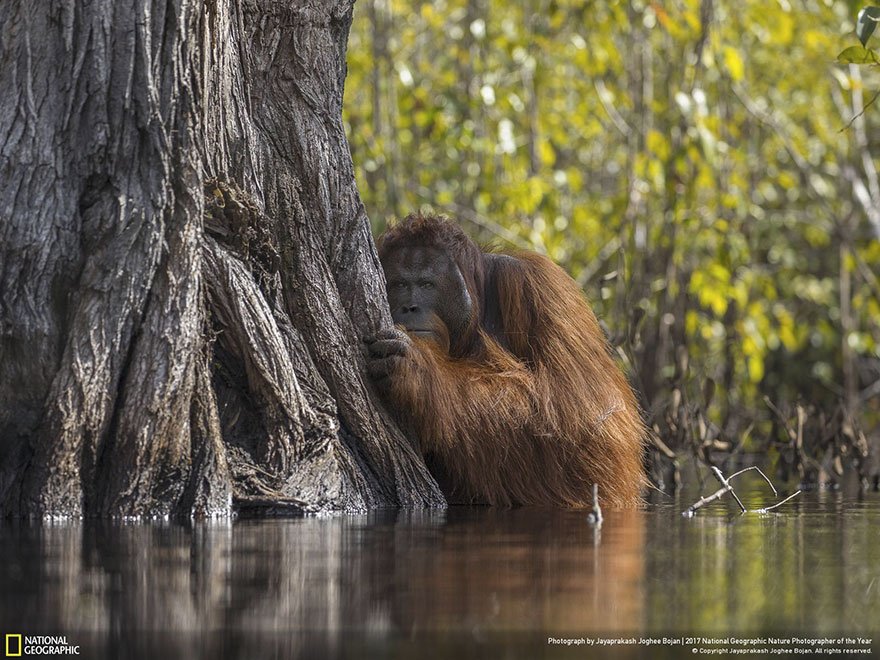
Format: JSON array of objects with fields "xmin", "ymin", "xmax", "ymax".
[{"xmin": 0, "ymin": 508, "xmax": 645, "ymax": 657}]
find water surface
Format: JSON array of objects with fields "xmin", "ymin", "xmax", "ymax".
[{"xmin": 1, "ymin": 483, "xmax": 878, "ymax": 658}]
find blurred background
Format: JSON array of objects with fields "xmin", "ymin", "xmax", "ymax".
[{"xmin": 343, "ymin": 0, "xmax": 880, "ymax": 489}]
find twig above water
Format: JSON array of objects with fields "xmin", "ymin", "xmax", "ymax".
[
  {"xmin": 753, "ymin": 490, "xmax": 803, "ymax": 513},
  {"xmin": 710, "ymin": 466, "xmax": 746, "ymax": 513},
  {"xmin": 682, "ymin": 465, "xmax": 801, "ymax": 517},
  {"xmin": 587, "ymin": 484, "xmax": 603, "ymax": 527},
  {"xmin": 681, "ymin": 482, "xmax": 734, "ymax": 517},
  {"xmin": 726, "ymin": 466, "xmax": 778, "ymax": 497}
]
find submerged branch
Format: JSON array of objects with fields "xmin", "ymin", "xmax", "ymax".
[{"xmin": 682, "ymin": 482, "xmax": 733, "ymax": 517}]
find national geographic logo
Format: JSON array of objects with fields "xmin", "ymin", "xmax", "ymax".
[
  {"xmin": 4, "ymin": 635, "xmax": 79, "ymax": 656},
  {"xmin": 4, "ymin": 636, "xmax": 20, "ymax": 657}
]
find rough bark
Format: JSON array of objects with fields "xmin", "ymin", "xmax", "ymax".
[{"xmin": 0, "ymin": 0, "xmax": 444, "ymax": 518}]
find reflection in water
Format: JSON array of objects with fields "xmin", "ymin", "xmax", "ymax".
[
  {"xmin": 0, "ymin": 491, "xmax": 879, "ymax": 658},
  {"xmin": 646, "ymin": 488, "xmax": 880, "ymax": 635}
]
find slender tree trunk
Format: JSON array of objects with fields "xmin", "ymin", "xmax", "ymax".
[
  {"xmin": 840, "ymin": 243, "xmax": 857, "ymax": 417},
  {"xmin": 0, "ymin": 0, "xmax": 444, "ymax": 518}
]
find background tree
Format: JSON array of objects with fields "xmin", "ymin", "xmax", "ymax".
[
  {"xmin": 345, "ymin": 0, "xmax": 880, "ymax": 487},
  {"xmin": 0, "ymin": 0, "xmax": 444, "ymax": 518}
]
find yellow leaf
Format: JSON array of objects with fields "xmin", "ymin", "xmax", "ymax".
[
  {"xmin": 723, "ymin": 47, "xmax": 745, "ymax": 82},
  {"xmin": 646, "ymin": 129, "xmax": 671, "ymax": 160},
  {"xmin": 779, "ymin": 324, "xmax": 798, "ymax": 351},
  {"xmin": 777, "ymin": 171, "xmax": 797, "ymax": 190},
  {"xmin": 686, "ymin": 310, "xmax": 699, "ymax": 336},
  {"xmin": 539, "ymin": 141, "xmax": 556, "ymax": 167},
  {"xmin": 710, "ymin": 295, "xmax": 728, "ymax": 317},
  {"xmin": 748, "ymin": 356, "xmax": 765, "ymax": 383}
]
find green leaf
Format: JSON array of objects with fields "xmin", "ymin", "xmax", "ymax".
[
  {"xmin": 856, "ymin": 6, "xmax": 880, "ymax": 47},
  {"xmin": 836, "ymin": 45, "xmax": 880, "ymax": 64}
]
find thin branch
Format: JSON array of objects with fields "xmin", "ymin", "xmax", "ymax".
[
  {"xmin": 754, "ymin": 490, "xmax": 802, "ymax": 513},
  {"xmin": 860, "ymin": 377, "xmax": 880, "ymax": 403},
  {"xmin": 683, "ymin": 465, "xmax": 802, "ymax": 516},
  {"xmin": 851, "ymin": 246, "xmax": 880, "ymax": 303},
  {"xmin": 682, "ymin": 483, "xmax": 732, "ymax": 517},
  {"xmin": 649, "ymin": 430, "xmax": 677, "ymax": 460},
  {"xmin": 726, "ymin": 465, "xmax": 778, "ymax": 497},
  {"xmin": 711, "ymin": 466, "xmax": 746, "ymax": 512},
  {"xmin": 594, "ymin": 79, "xmax": 631, "ymax": 136},
  {"xmin": 839, "ymin": 87, "xmax": 880, "ymax": 132},
  {"xmin": 576, "ymin": 236, "xmax": 622, "ymax": 287},
  {"xmin": 764, "ymin": 395, "xmax": 797, "ymax": 442}
]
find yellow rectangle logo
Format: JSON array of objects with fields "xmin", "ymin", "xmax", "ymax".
[{"xmin": 5, "ymin": 634, "xmax": 22, "ymax": 657}]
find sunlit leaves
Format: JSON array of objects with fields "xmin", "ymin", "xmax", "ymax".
[
  {"xmin": 690, "ymin": 264, "xmax": 732, "ymax": 317},
  {"xmin": 343, "ymin": 0, "xmax": 880, "ymax": 422},
  {"xmin": 836, "ymin": 45, "xmax": 880, "ymax": 64},
  {"xmin": 646, "ymin": 130, "xmax": 671, "ymax": 160}
]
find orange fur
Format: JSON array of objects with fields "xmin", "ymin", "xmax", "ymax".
[{"xmin": 379, "ymin": 215, "xmax": 646, "ymax": 508}]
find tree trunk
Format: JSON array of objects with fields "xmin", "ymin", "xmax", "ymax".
[{"xmin": 0, "ymin": 0, "xmax": 445, "ymax": 518}]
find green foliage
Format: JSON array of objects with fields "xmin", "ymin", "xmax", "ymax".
[
  {"xmin": 838, "ymin": 6, "xmax": 880, "ymax": 62},
  {"xmin": 344, "ymin": 0, "xmax": 880, "ymax": 443},
  {"xmin": 837, "ymin": 45, "xmax": 879, "ymax": 63}
]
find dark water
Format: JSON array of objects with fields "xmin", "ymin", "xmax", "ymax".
[{"xmin": 1, "ymin": 483, "xmax": 879, "ymax": 659}]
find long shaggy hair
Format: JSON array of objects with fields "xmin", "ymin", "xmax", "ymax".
[{"xmin": 380, "ymin": 213, "xmax": 646, "ymax": 507}]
